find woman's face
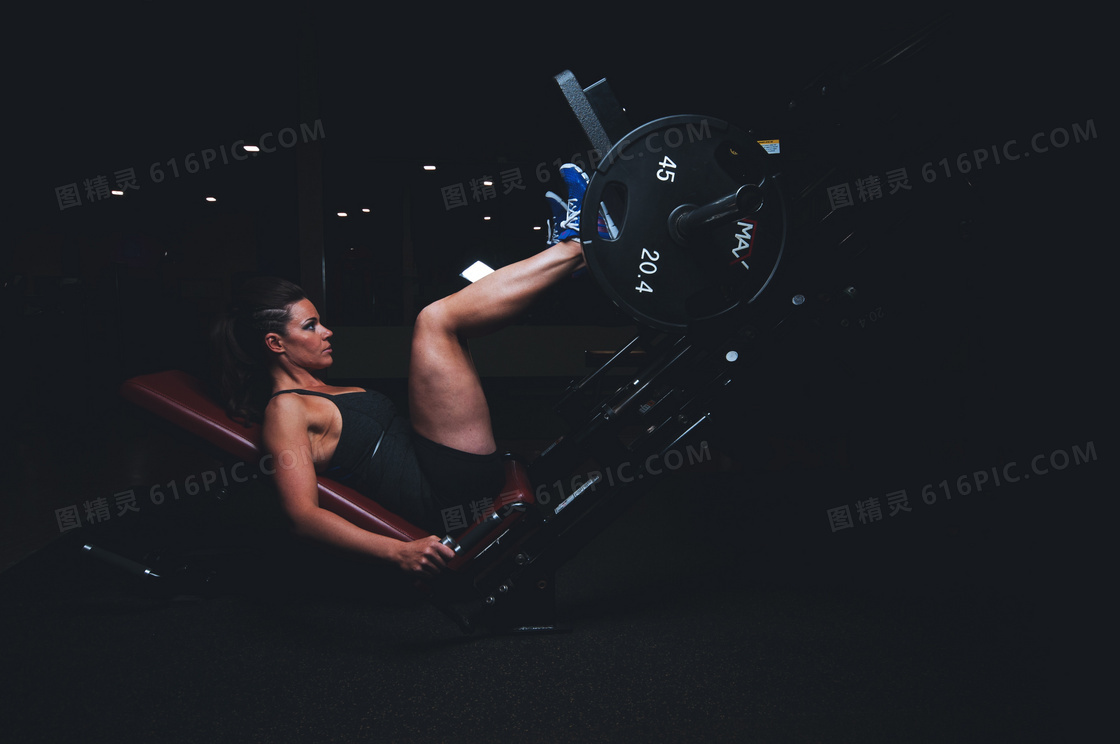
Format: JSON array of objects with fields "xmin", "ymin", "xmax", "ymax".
[{"xmin": 269, "ymin": 298, "xmax": 334, "ymax": 370}]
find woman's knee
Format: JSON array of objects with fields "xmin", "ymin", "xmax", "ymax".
[
  {"xmin": 411, "ymin": 299, "xmax": 467, "ymax": 368},
  {"xmin": 413, "ymin": 298, "xmax": 458, "ymax": 341}
]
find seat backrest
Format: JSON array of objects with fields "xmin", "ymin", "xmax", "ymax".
[{"xmin": 119, "ymin": 370, "xmax": 429, "ymax": 542}]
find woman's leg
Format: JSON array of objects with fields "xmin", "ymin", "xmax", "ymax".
[{"xmin": 408, "ymin": 239, "xmax": 585, "ymax": 455}]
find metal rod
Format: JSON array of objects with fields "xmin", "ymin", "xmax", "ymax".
[{"xmin": 673, "ymin": 184, "xmax": 764, "ymax": 242}]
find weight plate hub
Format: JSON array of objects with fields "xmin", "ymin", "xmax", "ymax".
[{"xmin": 581, "ymin": 115, "xmax": 786, "ymax": 333}]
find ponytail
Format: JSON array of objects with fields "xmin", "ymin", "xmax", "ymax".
[{"xmin": 210, "ymin": 276, "xmax": 307, "ymax": 423}]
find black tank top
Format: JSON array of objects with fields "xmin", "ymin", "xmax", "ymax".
[{"xmin": 269, "ymin": 389, "xmax": 439, "ymax": 531}]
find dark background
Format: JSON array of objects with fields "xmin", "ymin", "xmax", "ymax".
[{"xmin": 1, "ymin": 8, "xmax": 1111, "ymax": 741}]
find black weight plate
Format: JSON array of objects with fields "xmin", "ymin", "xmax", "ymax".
[{"xmin": 581, "ymin": 115, "xmax": 786, "ymax": 333}]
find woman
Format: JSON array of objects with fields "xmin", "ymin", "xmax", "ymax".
[{"xmin": 212, "ymin": 164, "xmax": 591, "ymax": 577}]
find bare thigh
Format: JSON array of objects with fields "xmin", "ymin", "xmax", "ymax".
[
  {"xmin": 407, "ymin": 299, "xmax": 496, "ymax": 455},
  {"xmin": 406, "ymin": 240, "xmax": 584, "ymax": 455}
]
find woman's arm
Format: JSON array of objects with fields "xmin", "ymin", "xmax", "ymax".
[{"xmin": 261, "ymin": 395, "xmax": 454, "ymax": 576}]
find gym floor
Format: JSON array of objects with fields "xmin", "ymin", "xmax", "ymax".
[{"xmin": 0, "ymin": 458, "xmax": 1082, "ymax": 743}]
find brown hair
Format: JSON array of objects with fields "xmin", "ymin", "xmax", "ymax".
[{"xmin": 210, "ymin": 276, "xmax": 307, "ymax": 423}]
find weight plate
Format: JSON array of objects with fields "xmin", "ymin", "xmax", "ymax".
[{"xmin": 581, "ymin": 115, "xmax": 786, "ymax": 333}]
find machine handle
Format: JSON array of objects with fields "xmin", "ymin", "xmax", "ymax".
[{"xmin": 440, "ymin": 510, "xmax": 502, "ymax": 555}]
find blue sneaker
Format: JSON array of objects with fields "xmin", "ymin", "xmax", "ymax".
[
  {"xmin": 544, "ymin": 191, "xmax": 566, "ymax": 246},
  {"xmin": 556, "ymin": 163, "xmax": 588, "ymax": 242}
]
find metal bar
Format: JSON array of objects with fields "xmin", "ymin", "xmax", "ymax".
[
  {"xmin": 554, "ymin": 70, "xmax": 616, "ymax": 158},
  {"xmin": 582, "ymin": 77, "xmax": 632, "ymax": 151}
]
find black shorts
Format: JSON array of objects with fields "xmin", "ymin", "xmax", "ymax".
[{"xmin": 411, "ymin": 432, "xmax": 505, "ymax": 529}]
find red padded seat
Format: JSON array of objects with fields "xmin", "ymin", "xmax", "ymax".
[
  {"xmin": 120, "ymin": 370, "xmax": 535, "ymax": 546},
  {"xmin": 119, "ymin": 370, "xmax": 431, "ymax": 542}
]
